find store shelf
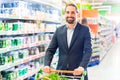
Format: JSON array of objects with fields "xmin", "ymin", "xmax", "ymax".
[
  {"xmin": 0, "ymin": 0, "xmax": 61, "ymax": 79},
  {"xmin": 18, "ymin": 60, "xmax": 44, "ymax": 80},
  {"xmin": 0, "ymin": 52, "xmax": 45, "ymax": 72},
  {"xmin": 25, "ymin": 0, "xmax": 61, "ymax": 10},
  {"xmin": 0, "ymin": 16, "xmax": 61, "ymax": 24},
  {"xmin": 0, "ymin": 16, "xmax": 35, "ymax": 21},
  {"xmin": 96, "ymin": 15, "xmax": 115, "ymax": 62},
  {"xmin": 0, "ymin": 40, "xmax": 50, "ymax": 54},
  {"xmin": 18, "ymin": 66, "xmax": 43, "ymax": 80},
  {"xmin": 0, "ymin": 28, "xmax": 56, "ymax": 36}
]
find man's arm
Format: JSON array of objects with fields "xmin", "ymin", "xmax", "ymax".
[
  {"xmin": 79, "ymin": 27, "xmax": 92, "ymax": 69},
  {"xmin": 44, "ymin": 29, "xmax": 58, "ymax": 66},
  {"xmin": 73, "ymin": 26, "xmax": 92, "ymax": 75}
]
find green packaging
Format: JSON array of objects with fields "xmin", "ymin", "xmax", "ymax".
[
  {"xmin": 2, "ymin": 40, "xmax": 6, "ymax": 48},
  {"xmin": 0, "ymin": 23, "xmax": 4, "ymax": 31},
  {"xmin": 0, "ymin": 55, "xmax": 5, "ymax": 65},
  {"xmin": 12, "ymin": 24, "xmax": 18, "ymax": 31},
  {"xmin": 0, "ymin": 40, "xmax": 3, "ymax": 48},
  {"xmin": 4, "ymin": 23, "xmax": 9, "ymax": 31},
  {"xmin": 0, "ymin": 40, "xmax": 6, "ymax": 48}
]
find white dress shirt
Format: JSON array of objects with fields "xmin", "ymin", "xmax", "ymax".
[{"xmin": 67, "ymin": 23, "xmax": 77, "ymax": 47}]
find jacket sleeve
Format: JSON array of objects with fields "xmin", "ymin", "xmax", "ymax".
[
  {"xmin": 79, "ymin": 27, "xmax": 92, "ymax": 68},
  {"xmin": 44, "ymin": 29, "xmax": 58, "ymax": 66}
]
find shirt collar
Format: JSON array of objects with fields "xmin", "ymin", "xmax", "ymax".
[{"xmin": 66, "ymin": 22, "xmax": 77, "ymax": 30}]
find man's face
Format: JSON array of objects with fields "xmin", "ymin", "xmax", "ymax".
[{"xmin": 65, "ymin": 6, "xmax": 77, "ymax": 24}]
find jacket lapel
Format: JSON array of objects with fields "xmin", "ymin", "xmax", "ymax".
[
  {"xmin": 62, "ymin": 25, "xmax": 68, "ymax": 50},
  {"xmin": 69, "ymin": 23, "xmax": 80, "ymax": 50}
]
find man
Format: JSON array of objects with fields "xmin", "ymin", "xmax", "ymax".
[
  {"xmin": 81, "ymin": 18, "xmax": 88, "ymax": 26},
  {"xmin": 43, "ymin": 3, "xmax": 92, "ymax": 80}
]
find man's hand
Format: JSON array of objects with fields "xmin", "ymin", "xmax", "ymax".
[
  {"xmin": 42, "ymin": 66, "xmax": 51, "ymax": 74},
  {"xmin": 73, "ymin": 67, "xmax": 84, "ymax": 75}
]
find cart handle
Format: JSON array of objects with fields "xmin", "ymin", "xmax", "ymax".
[{"xmin": 50, "ymin": 69, "xmax": 74, "ymax": 74}]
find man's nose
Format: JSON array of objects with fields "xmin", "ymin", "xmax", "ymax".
[{"xmin": 68, "ymin": 13, "xmax": 72, "ymax": 17}]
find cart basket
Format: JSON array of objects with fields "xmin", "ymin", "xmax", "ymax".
[{"xmin": 41, "ymin": 69, "xmax": 87, "ymax": 80}]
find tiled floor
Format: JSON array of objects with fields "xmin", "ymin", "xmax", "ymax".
[{"xmin": 88, "ymin": 38, "xmax": 120, "ymax": 80}]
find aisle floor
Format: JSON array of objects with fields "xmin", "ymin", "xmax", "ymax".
[{"xmin": 88, "ymin": 38, "xmax": 120, "ymax": 80}]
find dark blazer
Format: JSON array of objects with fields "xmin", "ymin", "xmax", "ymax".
[{"xmin": 44, "ymin": 22, "xmax": 92, "ymax": 70}]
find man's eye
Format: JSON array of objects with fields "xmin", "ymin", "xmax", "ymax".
[
  {"xmin": 66, "ymin": 11, "xmax": 69, "ymax": 14},
  {"xmin": 71, "ymin": 12, "xmax": 75, "ymax": 14}
]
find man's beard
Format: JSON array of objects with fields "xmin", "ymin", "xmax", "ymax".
[{"xmin": 66, "ymin": 17, "xmax": 75, "ymax": 24}]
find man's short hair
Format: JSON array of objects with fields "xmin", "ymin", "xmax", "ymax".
[{"xmin": 65, "ymin": 3, "xmax": 78, "ymax": 13}]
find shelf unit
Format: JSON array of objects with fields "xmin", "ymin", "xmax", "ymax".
[
  {"xmin": 0, "ymin": 0, "xmax": 62, "ymax": 80},
  {"xmin": 0, "ymin": 52, "xmax": 45, "ymax": 72},
  {"xmin": 81, "ymin": 9, "xmax": 101, "ymax": 66},
  {"xmin": 87, "ymin": 15, "xmax": 114, "ymax": 66},
  {"xmin": 98, "ymin": 16, "xmax": 114, "ymax": 61}
]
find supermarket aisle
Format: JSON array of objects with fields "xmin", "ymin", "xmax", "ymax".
[{"xmin": 88, "ymin": 38, "xmax": 120, "ymax": 80}]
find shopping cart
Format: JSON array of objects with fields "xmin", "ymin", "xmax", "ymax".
[{"xmin": 41, "ymin": 69, "xmax": 87, "ymax": 80}]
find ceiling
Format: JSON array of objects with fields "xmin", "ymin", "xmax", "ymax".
[
  {"xmin": 87, "ymin": 0, "xmax": 120, "ymax": 5},
  {"xmin": 63, "ymin": 0, "xmax": 120, "ymax": 5}
]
